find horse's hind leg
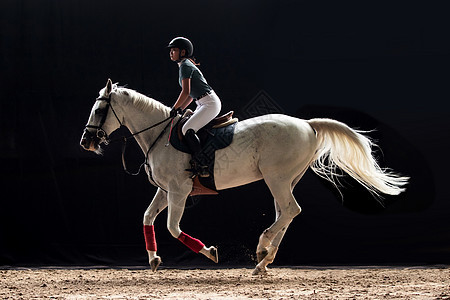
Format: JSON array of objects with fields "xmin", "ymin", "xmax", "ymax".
[
  {"xmin": 254, "ymin": 178, "xmax": 301, "ymax": 275},
  {"xmin": 257, "ymin": 169, "xmax": 308, "ymax": 264},
  {"xmin": 143, "ymin": 188, "xmax": 168, "ymax": 271},
  {"xmin": 256, "ymin": 200, "xmax": 290, "ymax": 260}
]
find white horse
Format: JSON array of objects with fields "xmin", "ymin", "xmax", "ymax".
[{"xmin": 80, "ymin": 79, "xmax": 408, "ymax": 275}]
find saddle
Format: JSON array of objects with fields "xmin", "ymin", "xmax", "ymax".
[{"xmin": 170, "ymin": 110, "xmax": 238, "ymax": 196}]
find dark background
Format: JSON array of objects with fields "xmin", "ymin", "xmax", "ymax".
[{"xmin": 1, "ymin": 0, "xmax": 448, "ymax": 267}]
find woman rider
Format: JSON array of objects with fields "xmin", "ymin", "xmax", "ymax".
[{"xmin": 168, "ymin": 37, "xmax": 222, "ymax": 177}]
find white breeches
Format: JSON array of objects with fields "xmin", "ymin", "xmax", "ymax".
[{"xmin": 182, "ymin": 91, "xmax": 221, "ymax": 135}]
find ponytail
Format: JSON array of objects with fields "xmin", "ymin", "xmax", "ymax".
[{"xmin": 188, "ymin": 57, "xmax": 200, "ymax": 66}]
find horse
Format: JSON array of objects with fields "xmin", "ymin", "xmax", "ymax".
[{"xmin": 80, "ymin": 79, "xmax": 409, "ymax": 275}]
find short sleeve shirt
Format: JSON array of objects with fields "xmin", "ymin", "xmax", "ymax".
[{"xmin": 179, "ymin": 59, "xmax": 212, "ymax": 99}]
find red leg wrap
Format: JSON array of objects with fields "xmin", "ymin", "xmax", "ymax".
[
  {"xmin": 177, "ymin": 232, "xmax": 205, "ymax": 253},
  {"xmin": 143, "ymin": 225, "xmax": 157, "ymax": 251}
]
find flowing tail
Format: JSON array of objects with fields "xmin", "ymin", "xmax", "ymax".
[{"xmin": 307, "ymin": 118, "xmax": 409, "ymax": 198}]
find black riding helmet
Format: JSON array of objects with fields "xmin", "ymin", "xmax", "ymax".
[{"xmin": 167, "ymin": 37, "xmax": 194, "ymax": 59}]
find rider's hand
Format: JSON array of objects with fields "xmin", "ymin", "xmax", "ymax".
[{"xmin": 170, "ymin": 107, "xmax": 182, "ymax": 118}]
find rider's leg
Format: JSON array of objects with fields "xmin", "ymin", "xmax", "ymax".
[
  {"xmin": 184, "ymin": 129, "xmax": 202, "ymax": 154},
  {"xmin": 181, "ymin": 93, "xmax": 221, "ymax": 136},
  {"xmin": 182, "ymin": 95, "xmax": 221, "ymax": 177},
  {"xmin": 184, "ymin": 129, "xmax": 209, "ymax": 177}
]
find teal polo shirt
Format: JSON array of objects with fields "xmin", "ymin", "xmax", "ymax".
[{"xmin": 179, "ymin": 59, "xmax": 212, "ymax": 99}]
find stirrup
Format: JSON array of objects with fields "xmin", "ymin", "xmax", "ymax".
[
  {"xmin": 197, "ymin": 166, "xmax": 210, "ymax": 178},
  {"xmin": 186, "ymin": 160, "xmax": 210, "ymax": 178},
  {"xmin": 185, "ymin": 167, "xmax": 210, "ymax": 178}
]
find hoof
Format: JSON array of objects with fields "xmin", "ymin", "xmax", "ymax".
[
  {"xmin": 150, "ymin": 256, "xmax": 162, "ymax": 272},
  {"xmin": 256, "ymin": 249, "xmax": 268, "ymax": 263},
  {"xmin": 252, "ymin": 265, "xmax": 268, "ymax": 276},
  {"xmin": 209, "ymin": 246, "xmax": 219, "ymax": 263}
]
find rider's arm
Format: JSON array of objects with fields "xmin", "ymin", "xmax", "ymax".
[
  {"xmin": 173, "ymin": 78, "xmax": 192, "ymax": 110},
  {"xmin": 181, "ymin": 96, "xmax": 193, "ymax": 110}
]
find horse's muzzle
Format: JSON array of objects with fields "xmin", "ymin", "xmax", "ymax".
[{"xmin": 80, "ymin": 129, "xmax": 97, "ymax": 151}]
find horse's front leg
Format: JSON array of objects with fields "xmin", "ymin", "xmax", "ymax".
[
  {"xmin": 143, "ymin": 188, "xmax": 168, "ymax": 271},
  {"xmin": 166, "ymin": 189, "xmax": 218, "ymax": 264}
]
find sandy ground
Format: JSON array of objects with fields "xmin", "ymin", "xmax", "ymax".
[{"xmin": 1, "ymin": 266, "xmax": 449, "ymax": 299}]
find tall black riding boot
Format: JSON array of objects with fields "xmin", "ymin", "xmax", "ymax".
[{"xmin": 184, "ymin": 129, "xmax": 210, "ymax": 177}]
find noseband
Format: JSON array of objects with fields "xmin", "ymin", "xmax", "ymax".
[{"xmin": 84, "ymin": 93, "xmax": 122, "ymax": 145}]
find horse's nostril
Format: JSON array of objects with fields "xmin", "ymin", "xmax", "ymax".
[{"xmin": 80, "ymin": 137, "xmax": 89, "ymax": 148}]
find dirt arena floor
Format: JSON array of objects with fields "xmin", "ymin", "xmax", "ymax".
[{"xmin": 1, "ymin": 266, "xmax": 449, "ymax": 299}]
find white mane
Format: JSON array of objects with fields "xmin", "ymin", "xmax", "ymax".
[{"xmin": 115, "ymin": 87, "xmax": 170, "ymax": 115}]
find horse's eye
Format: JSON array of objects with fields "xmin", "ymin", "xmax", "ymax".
[{"xmin": 95, "ymin": 108, "xmax": 104, "ymax": 115}]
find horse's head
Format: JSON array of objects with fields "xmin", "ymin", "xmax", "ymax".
[{"xmin": 80, "ymin": 79, "xmax": 122, "ymax": 154}]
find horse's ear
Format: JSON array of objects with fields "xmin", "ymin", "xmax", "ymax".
[{"xmin": 106, "ymin": 78, "xmax": 113, "ymax": 94}]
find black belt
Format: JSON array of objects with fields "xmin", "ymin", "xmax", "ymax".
[{"xmin": 194, "ymin": 90, "xmax": 213, "ymax": 101}]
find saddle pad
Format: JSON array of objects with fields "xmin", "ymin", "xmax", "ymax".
[{"xmin": 170, "ymin": 121, "xmax": 237, "ymax": 192}]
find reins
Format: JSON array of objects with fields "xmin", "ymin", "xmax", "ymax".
[
  {"xmin": 119, "ymin": 116, "xmax": 173, "ymax": 177},
  {"xmin": 108, "ymin": 116, "xmax": 173, "ymax": 145}
]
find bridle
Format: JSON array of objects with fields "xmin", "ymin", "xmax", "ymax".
[
  {"xmin": 83, "ymin": 92, "xmax": 175, "ymax": 185},
  {"xmin": 84, "ymin": 93, "xmax": 121, "ymax": 145}
]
